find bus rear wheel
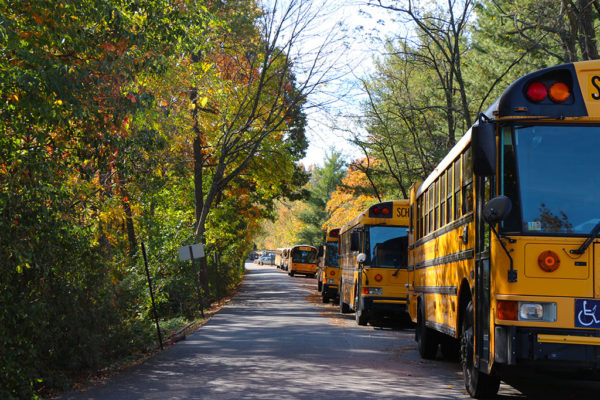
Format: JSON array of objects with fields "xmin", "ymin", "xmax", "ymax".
[
  {"xmin": 461, "ymin": 300, "xmax": 500, "ymax": 398},
  {"xmin": 416, "ymin": 301, "xmax": 438, "ymax": 359}
]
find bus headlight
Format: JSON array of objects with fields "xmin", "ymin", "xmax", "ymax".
[
  {"xmin": 497, "ymin": 301, "xmax": 556, "ymax": 322},
  {"xmin": 362, "ymin": 287, "xmax": 382, "ymax": 295},
  {"xmin": 519, "ymin": 302, "xmax": 556, "ymax": 322}
]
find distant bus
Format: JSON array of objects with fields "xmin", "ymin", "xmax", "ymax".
[
  {"xmin": 317, "ymin": 228, "xmax": 340, "ymax": 303},
  {"xmin": 339, "ymin": 200, "xmax": 410, "ymax": 326},
  {"xmin": 288, "ymin": 245, "xmax": 319, "ymax": 277},
  {"xmin": 408, "ymin": 60, "xmax": 600, "ymax": 398},
  {"xmin": 275, "ymin": 248, "xmax": 285, "ymax": 269}
]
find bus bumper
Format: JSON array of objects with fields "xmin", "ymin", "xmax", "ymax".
[
  {"xmin": 322, "ymin": 284, "xmax": 338, "ymax": 299},
  {"xmin": 495, "ymin": 326, "xmax": 600, "ymax": 369},
  {"xmin": 362, "ymin": 296, "xmax": 407, "ymax": 316}
]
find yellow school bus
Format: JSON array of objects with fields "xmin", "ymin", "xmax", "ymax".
[
  {"xmin": 317, "ymin": 228, "xmax": 340, "ymax": 303},
  {"xmin": 339, "ymin": 200, "xmax": 410, "ymax": 326},
  {"xmin": 408, "ymin": 60, "xmax": 600, "ymax": 398},
  {"xmin": 288, "ymin": 245, "xmax": 318, "ymax": 277},
  {"xmin": 275, "ymin": 248, "xmax": 284, "ymax": 269}
]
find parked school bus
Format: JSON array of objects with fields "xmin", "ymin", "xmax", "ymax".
[
  {"xmin": 408, "ymin": 60, "xmax": 600, "ymax": 398},
  {"xmin": 339, "ymin": 200, "xmax": 410, "ymax": 326},
  {"xmin": 288, "ymin": 245, "xmax": 319, "ymax": 277},
  {"xmin": 317, "ymin": 228, "xmax": 340, "ymax": 303},
  {"xmin": 275, "ymin": 248, "xmax": 284, "ymax": 269}
]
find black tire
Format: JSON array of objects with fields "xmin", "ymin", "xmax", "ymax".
[
  {"xmin": 416, "ymin": 301, "xmax": 438, "ymax": 359},
  {"xmin": 355, "ymin": 292, "xmax": 369, "ymax": 325},
  {"xmin": 461, "ymin": 300, "xmax": 500, "ymax": 398},
  {"xmin": 339, "ymin": 284, "xmax": 351, "ymax": 314}
]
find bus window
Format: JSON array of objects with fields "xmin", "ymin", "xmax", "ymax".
[
  {"xmin": 292, "ymin": 248, "xmax": 318, "ymax": 263},
  {"xmin": 454, "ymin": 158, "xmax": 461, "ymax": 219},
  {"xmin": 462, "ymin": 147, "xmax": 473, "ymax": 214},
  {"xmin": 367, "ymin": 226, "xmax": 408, "ymax": 267},
  {"xmin": 325, "ymin": 242, "xmax": 338, "ymax": 267}
]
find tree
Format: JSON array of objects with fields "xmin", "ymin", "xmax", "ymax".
[
  {"xmin": 323, "ymin": 159, "xmax": 381, "ymax": 232},
  {"xmin": 297, "ymin": 151, "xmax": 347, "ymax": 245}
]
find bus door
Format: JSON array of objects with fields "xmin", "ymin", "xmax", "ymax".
[{"xmin": 475, "ymin": 176, "xmax": 494, "ymax": 373}]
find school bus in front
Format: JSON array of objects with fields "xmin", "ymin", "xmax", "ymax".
[
  {"xmin": 408, "ymin": 60, "xmax": 600, "ymax": 398},
  {"xmin": 287, "ymin": 245, "xmax": 318, "ymax": 277},
  {"xmin": 317, "ymin": 228, "xmax": 340, "ymax": 303},
  {"xmin": 339, "ymin": 200, "xmax": 410, "ymax": 326}
]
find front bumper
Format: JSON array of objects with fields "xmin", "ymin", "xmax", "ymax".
[
  {"xmin": 322, "ymin": 284, "xmax": 338, "ymax": 299},
  {"xmin": 495, "ymin": 326, "xmax": 600, "ymax": 369},
  {"xmin": 361, "ymin": 296, "xmax": 407, "ymax": 316}
]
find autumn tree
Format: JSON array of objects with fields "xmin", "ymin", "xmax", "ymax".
[
  {"xmin": 323, "ymin": 159, "xmax": 380, "ymax": 232},
  {"xmin": 296, "ymin": 151, "xmax": 347, "ymax": 245}
]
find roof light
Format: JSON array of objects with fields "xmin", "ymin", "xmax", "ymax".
[
  {"xmin": 526, "ymin": 81, "xmax": 547, "ymax": 102},
  {"xmin": 381, "ymin": 207, "xmax": 390, "ymax": 215},
  {"xmin": 549, "ymin": 82, "xmax": 570, "ymax": 103},
  {"xmin": 372, "ymin": 207, "xmax": 381, "ymax": 215}
]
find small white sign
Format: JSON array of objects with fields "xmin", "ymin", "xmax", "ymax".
[{"xmin": 178, "ymin": 243, "xmax": 205, "ymax": 261}]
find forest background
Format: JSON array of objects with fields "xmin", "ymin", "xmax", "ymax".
[{"xmin": 2, "ymin": 0, "xmax": 599, "ymax": 398}]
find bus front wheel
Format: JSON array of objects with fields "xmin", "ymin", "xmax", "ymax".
[
  {"xmin": 339, "ymin": 285, "xmax": 351, "ymax": 314},
  {"xmin": 355, "ymin": 292, "xmax": 369, "ymax": 325},
  {"xmin": 461, "ymin": 300, "xmax": 500, "ymax": 398},
  {"xmin": 416, "ymin": 301, "xmax": 438, "ymax": 359}
]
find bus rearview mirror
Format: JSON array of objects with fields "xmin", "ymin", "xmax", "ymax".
[
  {"xmin": 483, "ymin": 196, "xmax": 512, "ymax": 224},
  {"xmin": 356, "ymin": 253, "xmax": 367, "ymax": 264}
]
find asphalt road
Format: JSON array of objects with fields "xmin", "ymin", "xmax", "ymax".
[{"xmin": 58, "ymin": 263, "xmax": 600, "ymax": 400}]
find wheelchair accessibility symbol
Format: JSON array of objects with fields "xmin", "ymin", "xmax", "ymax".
[{"xmin": 575, "ymin": 299, "xmax": 600, "ymax": 328}]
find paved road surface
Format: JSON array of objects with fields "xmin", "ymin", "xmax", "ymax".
[{"xmin": 58, "ymin": 264, "xmax": 600, "ymax": 399}]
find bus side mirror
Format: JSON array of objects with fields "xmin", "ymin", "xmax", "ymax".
[
  {"xmin": 483, "ymin": 196, "xmax": 512, "ymax": 224},
  {"xmin": 356, "ymin": 253, "xmax": 367, "ymax": 265},
  {"xmin": 472, "ymin": 121, "xmax": 496, "ymax": 176},
  {"xmin": 350, "ymin": 231, "xmax": 360, "ymax": 252}
]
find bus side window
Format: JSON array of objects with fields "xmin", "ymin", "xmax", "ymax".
[
  {"xmin": 463, "ymin": 147, "xmax": 474, "ymax": 214},
  {"xmin": 446, "ymin": 165, "xmax": 453, "ymax": 224},
  {"xmin": 454, "ymin": 158, "xmax": 462, "ymax": 219}
]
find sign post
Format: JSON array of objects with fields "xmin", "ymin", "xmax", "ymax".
[{"xmin": 178, "ymin": 243, "xmax": 205, "ymax": 318}]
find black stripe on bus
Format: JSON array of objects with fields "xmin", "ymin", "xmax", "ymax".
[
  {"xmin": 409, "ymin": 213, "xmax": 474, "ymax": 249},
  {"xmin": 413, "ymin": 285, "xmax": 458, "ymax": 295},
  {"xmin": 426, "ymin": 320, "xmax": 456, "ymax": 337},
  {"xmin": 411, "ymin": 248, "xmax": 474, "ymax": 270}
]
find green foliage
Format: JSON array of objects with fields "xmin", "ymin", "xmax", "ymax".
[
  {"xmin": 0, "ymin": 0, "xmax": 309, "ymax": 397},
  {"xmin": 296, "ymin": 151, "xmax": 346, "ymax": 246}
]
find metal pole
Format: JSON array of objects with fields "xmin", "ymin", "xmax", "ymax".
[
  {"xmin": 189, "ymin": 246, "xmax": 205, "ymax": 318},
  {"xmin": 141, "ymin": 242, "xmax": 163, "ymax": 350}
]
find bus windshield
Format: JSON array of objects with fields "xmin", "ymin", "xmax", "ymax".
[
  {"xmin": 503, "ymin": 125, "xmax": 600, "ymax": 234},
  {"xmin": 324, "ymin": 242, "xmax": 338, "ymax": 267},
  {"xmin": 292, "ymin": 248, "xmax": 318, "ymax": 264},
  {"xmin": 367, "ymin": 226, "xmax": 408, "ymax": 267}
]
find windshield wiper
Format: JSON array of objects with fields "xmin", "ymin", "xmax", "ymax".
[{"xmin": 570, "ymin": 221, "xmax": 600, "ymax": 255}]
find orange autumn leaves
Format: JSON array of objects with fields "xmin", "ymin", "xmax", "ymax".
[{"xmin": 322, "ymin": 159, "xmax": 379, "ymax": 232}]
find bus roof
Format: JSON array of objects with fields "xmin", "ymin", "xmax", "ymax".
[{"xmin": 339, "ymin": 200, "xmax": 410, "ymax": 235}]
